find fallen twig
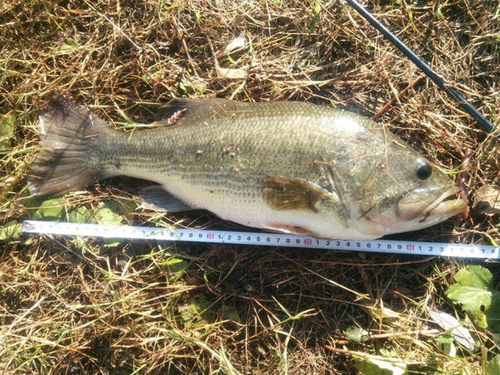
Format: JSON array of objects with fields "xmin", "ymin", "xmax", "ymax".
[{"xmin": 372, "ymin": 75, "xmax": 424, "ymax": 121}]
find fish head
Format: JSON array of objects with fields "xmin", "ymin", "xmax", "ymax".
[{"xmin": 331, "ymin": 135, "xmax": 466, "ymax": 238}]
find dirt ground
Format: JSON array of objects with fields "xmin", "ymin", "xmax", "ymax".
[{"xmin": 1, "ymin": 0, "xmax": 499, "ymax": 373}]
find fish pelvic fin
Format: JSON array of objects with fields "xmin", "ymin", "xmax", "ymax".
[{"xmin": 28, "ymin": 95, "xmax": 110, "ymax": 197}]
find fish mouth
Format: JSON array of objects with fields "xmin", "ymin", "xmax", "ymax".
[
  {"xmin": 398, "ymin": 186, "xmax": 467, "ymax": 221},
  {"xmin": 420, "ymin": 186, "xmax": 466, "ymax": 221}
]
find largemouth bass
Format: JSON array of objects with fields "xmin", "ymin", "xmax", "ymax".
[{"xmin": 28, "ymin": 96, "xmax": 466, "ymax": 240}]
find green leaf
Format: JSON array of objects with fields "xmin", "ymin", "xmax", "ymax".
[
  {"xmin": 25, "ymin": 197, "xmax": 67, "ymax": 221},
  {"xmin": 94, "ymin": 200, "xmax": 135, "ymax": 247},
  {"xmin": 354, "ymin": 357, "xmax": 406, "ymax": 375},
  {"xmin": 222, "ymin": 304, "xmax": 240, "ymax": 323},
  {"xmin": 486, "ymin": 354, "xmax": 500, "ymax": 375},
  {"xmin": 378, "ymin": 348, "xmax": 398, "ymax": 358},
  {"xmin": 0, "ymin": 113, "xmax": 15, "ymax": 148},
  {"xmin": 101, "ymin": 199, "xmax": 135, "ymax": 219},
  {"xmin": 441, "ymin": 341, "xmax": 456, "ymax": 357},
  {"xmin": 488, "ymin": 295, "xmax": 500, "ymax": 333},
  {"xmin": 435, "ymin": 335, "xmax": 454, "ymax": 344},
  {"xmin": 309, "ymin": 0, "xmax": 321, "ymax": 33},
  {"xmin": 94, "ymin": 201, "xmax": 125, "ymax": 225},
  {"xmin": 179, "ymin": 298, "xmax": 212, "ymax": 328},
  {"xmin": 367, "ymin": 304, "xmax": 400, "ymax": 319},
  {"xmin": 454, "ymin": 265, "xmax": 493, "ymax": 289},
  {"xmin": 345, "ymin": 326, "xmax": 370, "ymax": 342},
  {"xmin": 446, "ymin": 285, "xmax": 491, "ymax": 318},
  {"xmin": 162, "ymin": 329, "xmax": 185, "ymax": 341},
  {"xmin": 57, "ymin": 39, "xmax": 80, "ymax": 53},
  {"xmin": 435, "ymin": 333, "xmax": 456, "ymax": 357},
  {"xmin": 446, "ymin": 266, "xmax": 492, "ymax": 315},
  {"xmin": 161, "ymin": 257, "xmax": 189, "ymax": 282},
  {"xmin": 0, "ymin": 221, "xmax": 22, "ymax": 241},
  {"xmin": 67, "ymin": 206, "xmax": 95, "ymax": 223},
  {"xmin": 445, "ymin": 265, "xmax": 500, "ymax": 332},
  {"xmin": 177, "ymin": 80, "xmax": 195, "ymax": 95}
]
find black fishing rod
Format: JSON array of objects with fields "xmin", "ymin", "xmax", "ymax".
[{"xmin": 345, "ymin": 0, "xmax": 497, "ymax": 137}]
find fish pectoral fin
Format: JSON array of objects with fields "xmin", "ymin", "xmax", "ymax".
[
  {"xmin": 263, "ymin": 176, "xmax": 334, "ymax": 212},
  {"xmin": 155, "ymin": 98, "xmax": 247, "ymax": 127},
  {"xmin": 139, "ymin": 185, "xmax": 194, "ymax": 212}
]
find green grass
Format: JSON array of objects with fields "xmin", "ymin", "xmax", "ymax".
[{"xmin": 1, "ymin": 0, "xmax": 500, "ymax": 373}]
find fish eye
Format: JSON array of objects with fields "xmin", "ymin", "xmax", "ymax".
[{"xmin": 416, "ymin": 161, "xmax": 432, "ymax": 180}]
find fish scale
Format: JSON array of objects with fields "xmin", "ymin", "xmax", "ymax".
[
  {"xmin": 99, "ymin": 102, "xmax": 327, "ymax": 194},
  {"xmin": 27, "ymin": 97, "xmax": 466, "ymax": 239}
]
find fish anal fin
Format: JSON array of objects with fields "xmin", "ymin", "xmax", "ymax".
[
  {"xmin": 263, "ymin": 223, "xmax": 317, "ymax": 236},
  {"xmin": 139, "ymin": 185, "xmax": 194, "ymax": 212},
  {"xmin": 155, "ymin": 98, "xmax": 247, "ymax": 126},
  {"xmin": 263, "ymin": 176, "xmax": 334, "ymax": 213}
]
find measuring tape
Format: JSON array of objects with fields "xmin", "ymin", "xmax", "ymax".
[{"xmin": 22, "ymin": 220, "xmax": 499, "ymax": 259}]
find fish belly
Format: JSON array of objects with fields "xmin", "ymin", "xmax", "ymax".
[{"xmin": 135, "ymin": 172, "xmax": 370, "ymax": 240}]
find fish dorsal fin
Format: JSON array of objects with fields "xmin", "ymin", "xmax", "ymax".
[
  {"xmin": 263, "ymin": 176, "xmax": 338, "ymax": 213},
  {"xmin": 154, "ymin": 98, "xmax": 246, "ymax": 127}
]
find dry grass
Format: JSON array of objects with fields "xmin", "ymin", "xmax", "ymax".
[{"xmin": 1, "ymin": 0, "xmax": 500, "ymax": 373}]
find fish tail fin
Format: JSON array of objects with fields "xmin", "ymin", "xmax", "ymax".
[{"xmin": 28, "ymin": 95, "xmax": 111, "ymax": 197}]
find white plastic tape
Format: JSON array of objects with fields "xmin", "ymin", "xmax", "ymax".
[{"xmin": 22, "ymin": 220, "xmax": 500, "ymax": 259}]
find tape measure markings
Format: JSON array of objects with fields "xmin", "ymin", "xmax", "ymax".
[{"xmin": 22, "ymin": 220, "xmax": 500, "ymax": 259}]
